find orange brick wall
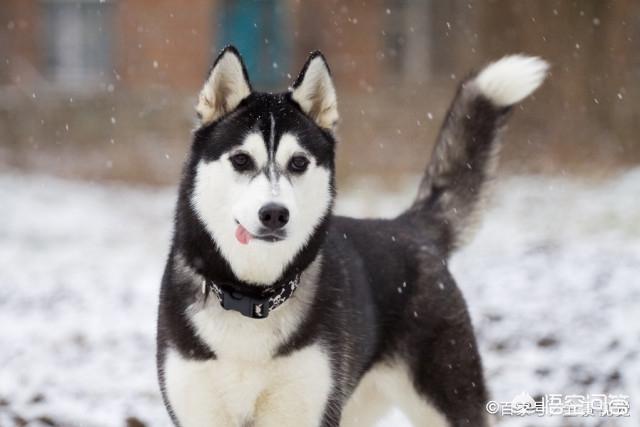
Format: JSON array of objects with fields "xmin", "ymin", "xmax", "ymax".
[
  {"xmin": 114, "ymin": 0, "xmax": 217, "ymax": 92},
  {"xmin": 0, "ymin": 0, "xmax": 41, "ymax": 85}
]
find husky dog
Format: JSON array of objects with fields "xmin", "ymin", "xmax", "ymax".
[{"xmin": 157, "ymin": 46, "xmax": 548, "ymax": 427}]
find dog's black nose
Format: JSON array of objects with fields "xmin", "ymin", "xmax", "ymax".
[{"xmin": 259, "ymin": 203, "xmax": 289, "ymax": 230}]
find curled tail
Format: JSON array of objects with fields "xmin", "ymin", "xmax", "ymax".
[{"xmin": 411, "ymin": 55, "xmax": 548, "ymax": 254}]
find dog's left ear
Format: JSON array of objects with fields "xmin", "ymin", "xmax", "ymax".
[
  {"xmin": 196, "ymin": 46, "xmax": 252, "ymax": 125},
  {"xmin": 290, "ymin": 51, "xmax": 338, "ymax": 130}
]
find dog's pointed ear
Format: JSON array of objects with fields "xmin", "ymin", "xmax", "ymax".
[
  {"xmin": 290, "ymin": 51, "xmax": 338, "ymax": 130},
  {"xmin": 196, "ymin": 46, "xmax": 252, "ymax": 125}
]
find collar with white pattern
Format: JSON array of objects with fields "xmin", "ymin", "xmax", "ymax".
[{"xmin": 202, "ymin": 274, "xmax": 300, "ymax": 319}]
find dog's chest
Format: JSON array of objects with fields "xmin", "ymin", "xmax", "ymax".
[
  {"xmin": 164, "ymin": 304, "xmax": 333, "ymax": 426},
  {"xmin": 165, "ymin": 344, "xmax": 332, "ymax": 426},
  {"xmin": 189, "ymin": 297, "xmax": 302, "ymax": 360},
  {"xmin": 164, "ymin": 298, "xmax": 334, "ymax": 426}
]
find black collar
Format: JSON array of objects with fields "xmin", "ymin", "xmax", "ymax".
[{"xmin": 202, "ymin": 273, "xmax": 301, "ymax": 319}]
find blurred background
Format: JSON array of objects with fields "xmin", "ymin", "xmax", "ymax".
[
  {"xmin": 1, "ymin": 1, "xmax": 639, "ymax": 427},
  {"xmin": 1, "ymin": 0, "xmax": 639, "ymax": 184}
]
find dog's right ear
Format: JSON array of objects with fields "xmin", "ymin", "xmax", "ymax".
[
  {"xmin": 290, "ymin": 51, "xmax": 338, "ymax": 130},
  {"xmin": 196, "ymin": 46, "xmax": 252, "ymax": 125}
]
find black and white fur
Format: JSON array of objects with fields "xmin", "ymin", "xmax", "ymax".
[{"xmin": 156, "ymin": 47, "xmax": 548, "ymax": 426}]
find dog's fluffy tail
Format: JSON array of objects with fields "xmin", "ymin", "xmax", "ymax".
[{"xmin": 410, "ymin": 55, "xmax": 548, "ymax": 254}]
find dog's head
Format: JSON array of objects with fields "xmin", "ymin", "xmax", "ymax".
[{"xmin": 186, "ymin": 47, "xmax": 337, "ymax": 285}]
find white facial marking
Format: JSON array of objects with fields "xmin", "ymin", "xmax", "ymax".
[
  {"xmin": 236, "ymin": 132, "xmax": 268, "ymax": 167},
  {"xmin": 192, "ymin": 131, "xmax": 331, "ymax": 285},
  {"xmin": 268, "ymin": 113, "xmax": 279, "ymax": 197},
  {"xmin": 275, "ymin": 133, "xmax": 305, "ymax": 168}
]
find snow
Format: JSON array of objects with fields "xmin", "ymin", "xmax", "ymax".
[{"xmin": 1, "ymin": 169, "xmax": 639, "ymax": 426}]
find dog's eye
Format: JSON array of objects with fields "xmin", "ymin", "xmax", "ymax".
[
  {"xmin": 288, "ymin": 156, "xmax": 310, "ymax": 173},
  {"xmin": 229, "ymin": 153, "xmax": 253, "ymax": 172}
]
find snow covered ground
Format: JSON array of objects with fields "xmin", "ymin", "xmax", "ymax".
[{"xmin": 1, "ymin": 170, "xmax": 638, "ymax": 427}]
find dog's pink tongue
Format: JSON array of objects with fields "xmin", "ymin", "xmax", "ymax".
[{"xmin": 235, "ymin": 224, "xmax": 252, "ymax": 245}]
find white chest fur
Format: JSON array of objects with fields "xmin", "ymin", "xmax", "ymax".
[
  {"xmin": 164, "ymin": 344, "xmax": 332, "ymax": 427},
  {"xmin": 164, "ymin": 257, "xmax": 332, "ymax": 426}
]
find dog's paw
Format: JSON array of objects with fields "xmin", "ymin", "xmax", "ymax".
[{"xmin": 475, "ymin": 55, "xmax": 549, "ymax": 107}]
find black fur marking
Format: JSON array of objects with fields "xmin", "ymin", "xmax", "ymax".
[{"xmin": 194, "ymin": 93, "xmax": 334, "ymax": 166}]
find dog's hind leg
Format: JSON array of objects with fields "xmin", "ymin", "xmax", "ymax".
[
  {"xmin": 401, "ymin": 333, "xmax": 491, "ymax": 427},
  {"xmin": 340, "ymin": 367, "xmax": 394, "ymax": 427},
  {"xmin": 399, "ymin": 268, "xmax": 491, "ymax": 427},
  {"xmin": 344, "ymin": 361, "xmax": 451, "ymax": 427}
]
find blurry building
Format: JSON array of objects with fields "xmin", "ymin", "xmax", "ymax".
[
  {"xmin": 0, "ymin": 0, "xmax": 639, "ymax": 184},
  {"xmin": 0, "ymin": 0, "xmax": 454, "ymax": 92}
]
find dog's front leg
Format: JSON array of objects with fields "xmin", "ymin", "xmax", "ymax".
[
  {"xmin": 252, "ymin": 344, "xmax": 335, "ymax": 427},
  {"xmin": 162, "ymin": 351, "xmax": 240, "ymax": 427},
  {"xmin": 252, "ymin": 394, "xmax": 333, "ymax": 427}
]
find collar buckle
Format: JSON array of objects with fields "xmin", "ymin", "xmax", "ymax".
[{"xmin": 220, "ymin": 288, "xmax": 270, "ymax": 319}]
